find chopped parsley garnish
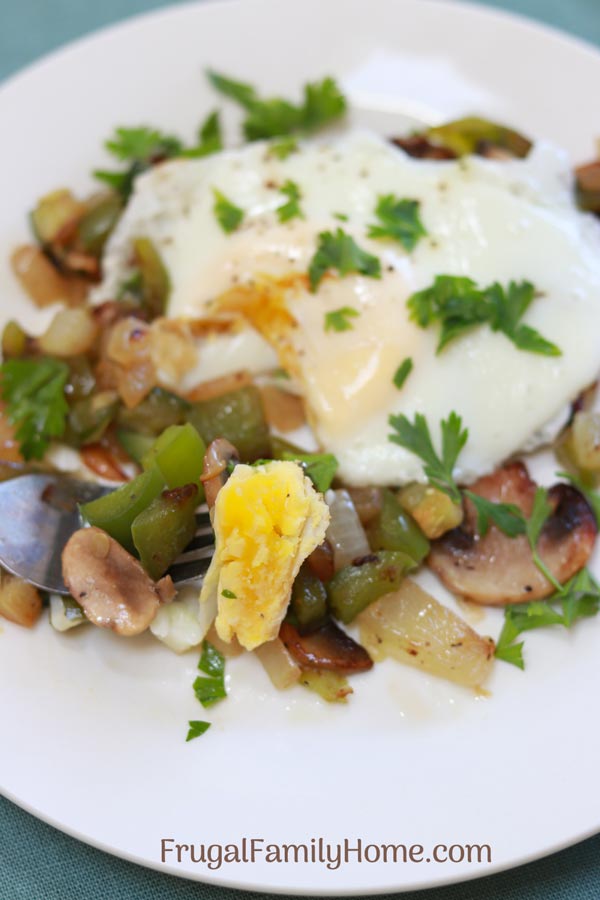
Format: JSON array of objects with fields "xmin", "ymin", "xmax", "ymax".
[
  {"xmin": 308, "ymin": 228, "xmax": 381, "ymax": 292},
  {"xmin": 392, "ymin": 357, "xmax": 413, "ymax": 390},
  {"xmin": 105, "ymin": 126, "xmax": 183, "ymax": 162},
  {"xmin": 388, "ymin": 411, "xmax": 467, "ymax": 504},
  {"xmin": 368, "ymin": 195, "xmax": 427, "ymax": 251},
  {"xmin": 0, "ymin": 357, "xmax": 69, "ymax": 460},
  {"xmin": 94, "ymin": 126, "xmax": 183, "ymax": 200},
  {"xmin": 186, "ymin": 720, "xmax": 211, "ymax": 742},
  {"xmin": 277, "ymin": 180, "xmax": 303, "ymax": 223},
  {"xmin": 464, "ymin": 492, "xmax": 526, "ymax": 538},
  {"xmin": 221, "ymin": 589, "xmax": 237, "ymax": 599},
  {"xmin": 324, "ymin": 306, "xmax": 360, "ymax": 332},
  {"xmin": 495, "ymin": 568, "xmax": 600, "ymax": 668},
  {"xmin": 207, "ymin": 71, "xmax": 346, "ymax": 141},
  {"xmin": 183, "ymin": 110, "xmax": 223, "ymax": 158},
  {"xmin": 193, "ymin": 640, "xmax": 227, "ymax": 707},
  {"xmin": 281, "ymin": 451, "xmax": 339, "ymax": 493},
  {"xmin": 95, "ymin": 116, "xmax": 223, "ymax": 198},
  {"xmin": 408, "ymin": 275, "xmax": 561, "ymax": 356},
  {"xmin": 213, "ymin": 189, "xmax": 244, "ymax": 233},
  {"xmin": 269, "ymin": 137, "xmax": 299, "ymax": 159},
  {"xmin": 333, "ymin": 212, "xmax": 349, "ymax": 222}
]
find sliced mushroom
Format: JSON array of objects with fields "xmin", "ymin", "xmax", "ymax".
[
  {"xmin": 390, "ymin": 134, "xmax": 457, "ymax": 160},
  {"xmin": 62, "ymin": 526, "xmax": 175, "ymax": 636},
  {"xmin": 200, "ymin": 438, "xmax": 240, "ymax": 510},
  {"xmin": 428, "ymin": 462, "xmax": 597, "ymax": 605},
  {"xmin": 279, "ymin": 619, "xmax": 373, "ymax": 674}
]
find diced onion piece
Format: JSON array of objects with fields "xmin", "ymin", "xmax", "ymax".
[
  {"xmin": 187, "ymin": 371, "xmax": 252, "ymax": 403},
  {"xmin": 49, "ymin": 595, "xmax": 87, "ymax": 632},
  {"xmin": 300, "ymin": 670, "xmax": 352, "ymax": 703},
  {"xmin": 399, "ymin": 483, "xmax": 463, "ymax": 539},
  {"xmin": 254, "ymin": 638, "xmax": 302, "ymax": 689},
  {"xmin": 325, "ymin": 489, "xmax": 370, "ymax": 571},
  {"xmin": 11, "ymin": 245, "xmax": 84, "ymax": 307},
  {"xmin": 0, "ymin": 573, "xmax": 42, "ymax": 628},
  {"xmin": 81, "ymin": 444, "xmax": 128, "ymax": 482},
  {"xmin": 150, "ymin": 586, "xmax": 211, "ymax": 654},
  {"xmin": 346, "ymin": 487, "xmax": 383, "ymax": 527},
  {"xmin": 358, "ymin": 579, "xmax": 495, "ymax": 688},
  {"xmin": 38, "ymin": 307, "xmax": 99, "ymax": 357},
  {"xmin": 205, "ymin": 624, "xmax": 244, "ymax": 658},
  {"xmin": 259, "ymin": 385, "xmax": 306, "ymax": 432}
]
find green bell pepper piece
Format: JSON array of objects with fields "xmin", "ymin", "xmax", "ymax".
[
  {"xmin": 367, "ymin": 489, "xmax": 429, "ymax": 564},
  {"xmin": 67, "ymin": 391, "xmax": 120, "ymax": 446},
  {"xmin": 187, "ymin": 385, "xmax": 271, "ymax": 462},
  {"xmin": 142, "ymin": 423, "xmax": 206, "ymax": 495},
  {"xmin": 116, "ymin": 387, "xmax": 190, "ymax": 436},
  {"xmin": 327, "ymin": 550, "xmax": 416, "ymax": 624},
  {"xmin": 290, "ymin": 565, "xmax": 328, "ymax": 633},
  {"xmin": 133, "ymin": 237, "xmax": 171, "ymax": 319},
  {"xmin": 80, "ymin": 467, "xmax": 165, "ymax": 553},
  {"xmin": 132, "ymin": 483, "xmax": 199, "ymax": 580},
  {"xmin": 116, "ymin": 429, "xmax": 156, "ymax": 465},
  {"xmin": 78, "ymin": 194, "xmax": 123, "ymax": 256}
]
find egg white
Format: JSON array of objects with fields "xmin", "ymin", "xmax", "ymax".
[{"xmin": 94, "ymin": 131, "xmax": 600, "ymax": 485}]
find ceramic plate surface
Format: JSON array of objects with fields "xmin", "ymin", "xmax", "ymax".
[{"xmin": 1, "ymin": 0, "xmax": 600, "ymax": 893}]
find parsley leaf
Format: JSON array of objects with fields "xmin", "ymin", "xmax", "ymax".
[
  {"xmin": 495, "ymin": 568, "xmax": 600, "ymax": 668},
  {"xmin": 281, "ymin": 451, "xmax": 339, "ymax": 493},
  {"xmin": 324, "ymin": 306, "xmax": 359, "ymax": 332},
  {"xmin": 95, "ymin": 127, "xmax": 184, "ymax": 200},
  {"xmin": 525, "ymin": 487, "xmax": 563, "ymax": 593},
  {"xmin": 183, "ymin": 110, "xmax": 223, "ymax": 158},
  {"xmin": 393, "ymin": 357, "xmax": 413, "ymax": 390},
  {"xmin": 198, "ymin": 640, "xmax": 225, "ymax": 678},
  {"xmin": 277, "ymin": 180, "xmax": 303, "ymax": 223},
  {"xmin": 221, "ymin": 588, "xmax": 237, "ymax": 599},
  {"xmin": 186, "ymin": 720, "xmax": 211, "ymax": 742},
  {"xmin": 105, "ymin": 126, "xmax": 183, "ymax": 161},
  {"xmin": 388, "ymin": 411, "xmax": 467, "ymax": 504},
  {"xmin": 193, "ymin": 640, "xmax": 227, "ymax": 707},
  {"xmin": 368, "ymin": 195, "xmax": 427, "ymax": 251},
  {"xmin": 464, "ymin": 492, "xmax": 526, "ymax": 538},
  {"xmin": 408, "ymin": 275, "xmax": 561, "ymax": 356},
  {"xmin": 309, "ymin": 228, "xmax": 381, "ymax": 292},
  {"xmin": 207, "ymin": 71, "xmax": 346, "ymax": 141},
  {"xmin": 0, "ymin": 357, "xmax": 69, "ymax": 460},
  {"xmin": 269, "ymin": 137, "xmax": 299, "ymax": 160},
  {"xmin": 213, "ymin": 189, "xmax": 244, "ymax": 233}
]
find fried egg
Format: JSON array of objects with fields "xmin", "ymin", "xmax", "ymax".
[
  {"xmin": 199, "ymin": 461, "xmax": 329, "ymax": 650},
  {"xmin": 95, "ymin": 131, "xmax": 600, "ymax": 485}
]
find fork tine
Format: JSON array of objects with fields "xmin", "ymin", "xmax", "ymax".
[{"xmin": 168, "ymin": 553, "xmax": 213, "ymax": 585}]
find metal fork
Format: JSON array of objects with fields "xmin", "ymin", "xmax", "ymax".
[{"xmin": 0, "ymin": 473, "xmax": 215, "ymax": 595}]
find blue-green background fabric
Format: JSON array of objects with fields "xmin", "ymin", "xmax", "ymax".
[{"xmin": 1, "ymin": 0, "xmax": 599, "ymax": 897}]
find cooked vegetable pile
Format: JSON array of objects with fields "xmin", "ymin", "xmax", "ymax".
[{"xmin": 2, "ymin": 71, "xmax": 600, "ymax": 742}]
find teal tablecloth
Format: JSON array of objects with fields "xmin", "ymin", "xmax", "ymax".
[{"xmin": 1, "ymin": 1, "xmax": 599, "ymax": 897}]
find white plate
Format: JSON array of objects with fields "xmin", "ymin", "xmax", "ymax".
[{"xmin": 1, "ymin": 0, "xmax": 600, "ymax": 894}]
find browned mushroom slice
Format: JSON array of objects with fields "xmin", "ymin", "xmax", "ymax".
[
  {"xmin": 200, "ymin": 438, "xmax": 240, "ymax": 510},
  {"xmin": 428, "ymin": 462, "xmax": 596, "ymax": 605},
  {"xmin": 279, "ymin": 620, "xmax": 373, "ymax": 674},
  {"xmin": 62, "ymin": 526, "xmax": 175, "ymax": 635},
  {"xmin": 390, "ymin": 134, "xmax": 457, "ymax": 160}
]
